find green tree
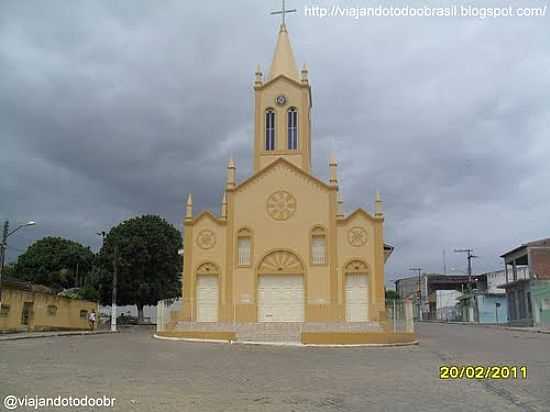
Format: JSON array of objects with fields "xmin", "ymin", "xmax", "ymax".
[
  {"xmin": 14, "ymin": 236, "xmax": 95, "ymax": 290},
  {"xmin": 385, "ymin": 289, "xmax": 398, "ymax": 301},
  {"xmin": 97, "ymin": 215, "xmax": 182, "ymax": 322}
]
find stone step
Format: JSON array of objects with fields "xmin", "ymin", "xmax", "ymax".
[{"xmin": 172, "ymin": 321, "xmax": 384, "ymax": 343}]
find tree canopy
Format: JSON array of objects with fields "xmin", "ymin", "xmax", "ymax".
[
  {"xmin": 13, "ymin": 236, "xmax": 95, "ymax": 290},
  {"xmin": 96, "ymin": 215, "xmax": 182, "ymax": 321}
]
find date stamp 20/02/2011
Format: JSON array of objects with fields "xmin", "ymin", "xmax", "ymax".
[{"xmin": 440, "ymin": 365, "xmax": 527, "ymax": 380}]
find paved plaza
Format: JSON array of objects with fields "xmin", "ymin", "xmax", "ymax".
[{"xmin": 1, "ymin": 323, "xmax": 549, "ymax": 411}]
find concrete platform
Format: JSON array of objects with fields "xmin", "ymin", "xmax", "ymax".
[{"xmin": 158, "ymin": 321, "xmax": 416, "ymax": 346}]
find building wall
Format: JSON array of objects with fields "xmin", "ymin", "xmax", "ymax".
[
  {"xmin": 530, "ymin": 279, "xmax": 550, "ymax": 328},
  {"xmin": 476, "ymin": 294, "xmax": 508, "ymax": 323},
  {"xmin": 396, "ymin": 276, "xmax": 421, "ymax": 300},
  {"xmin": 486, "ymin": 268, "xmax": 528, "ymax": 293},
  {"xmin": 507, "ymin": 283, "xmax": 533, "ymax": 326},
  {"xmin": 179, "ymin": 160, "xmax": 385, "ymax": 323},
  {"xmin": 531, "ymin": 248, "xmax": 550, "ymax": 279},
  {"xmin": 0, "ymin": 286, "xmax": 97, "ymax": 333}
]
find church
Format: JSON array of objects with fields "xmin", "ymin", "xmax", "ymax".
[{"xmin": 174, "ymin": 18, "xmax": 399, "ymax": 340}]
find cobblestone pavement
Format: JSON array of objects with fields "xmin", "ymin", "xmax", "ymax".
[{"xmin": 1, "ymin": 324, "xmax": 548, "ymax": 411}]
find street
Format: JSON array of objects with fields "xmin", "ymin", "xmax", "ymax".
[{"xmin": 1, "ymin": 324, "xmax": 549, "ymax": 411}]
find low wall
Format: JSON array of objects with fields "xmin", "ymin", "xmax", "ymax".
[{"xmin": 0, "ymin": 286, "xmax": 97, "ymax": 333}]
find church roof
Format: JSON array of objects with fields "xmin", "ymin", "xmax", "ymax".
[
  {"xmin": 338, "ymin": 208, "xmax": 378, "ymax": 223},
  {"xmin": 190, "ymin": 209, "xmax": 225, "ymax": 225},
  {"xmin": 269, "ymin": 24, "xmax": 299, "ymax": 81},
  {"xmin": 234, "ymin": 157, "xmax": 333, "ymax": 193}
]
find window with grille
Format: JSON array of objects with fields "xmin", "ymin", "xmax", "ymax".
[
  {"xmin": 238, "ymin": 237, "xmax": 251, "ymax": 266},
  {"xmin": 265, "ymin": 109, "xmax": 276, "ymax": 151},
  {"xmin": 287, "ymin": 107, "xmax": 298, "ymax": 150},
  {"xmin": 312, "ymin": 235, "xmax": 326, "ymax": 265}
]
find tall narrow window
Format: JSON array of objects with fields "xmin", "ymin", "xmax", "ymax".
[
  {"xmin": 265, "ymin": 109, "xmax": 275, "ymax": 151},
  {"xmin": 287, "ymin": 107, "xmax": 298, "ymax": 150},
  {"xmin": 237, "ymin": 228, "xmax": 252, "ymax": 266},
  {"xmin": 311, "ymin": 226, "xmax": 327, "ymax": 265}
]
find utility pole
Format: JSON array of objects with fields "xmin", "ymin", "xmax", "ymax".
[
  {"xmin": 409, "ymin": 267, "xmax": 423, "ymax": 321},
  {"xmin": 454, "ymin": 248, "xmax": 478, "ymax": 322},
  {"xmin": 111, "ymin": 245, "xmax": 118, "ymax": 332},
  {"xmin": 0, "ymin": 221, "xmax": 9, "ymax": 309},
  {"xmin": 454, "ymin": 249, "xmax": 478, "ymax": 292}
]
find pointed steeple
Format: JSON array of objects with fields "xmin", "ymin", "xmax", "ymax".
[{"xmin": 269, "ymin": 24, "xmax": 299, "ymax": 81}]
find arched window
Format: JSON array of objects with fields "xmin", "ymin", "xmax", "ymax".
[
  {"xmin": 311, "ymin": 226, "xmax": 327, "ymax": 265},
  {"xmin": 237, "ymin": 228, "xmax": 253, "ymax": 266},
  {"xmin": 287, "ymin": 107, "xmax": 298, "ymax": 150},
  {"xmin": 265, "ymin": 109, "xmax": 275, "ymax": 151}
]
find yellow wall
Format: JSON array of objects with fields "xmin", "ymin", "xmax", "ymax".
[
  {"xmin": 179, "ymin": 159, "xmax": 387, "ymax": 323},
  {"xmin": 0, "ymin": 286, "xmax": 97, "ymax": 333}
]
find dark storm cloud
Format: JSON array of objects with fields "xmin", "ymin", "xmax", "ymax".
[{"xmin": 1, "ymin": 0, "xmax": 549, "ymax": 282}]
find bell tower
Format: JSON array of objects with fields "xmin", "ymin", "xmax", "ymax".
[{"xmin": 253, "ymin": 22, "xmax": 312, "ymax": 173}]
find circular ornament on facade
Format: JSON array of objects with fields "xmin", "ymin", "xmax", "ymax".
[
  {"xmin": 266, "ymin": 191, "xmax": 297, "ymax": 221},
  {"xmin": 348, "ymin": 226, "xmax": 368, "ymax": 247},
  {"xmin": 196, "ymin": 229, "xmax": 216, "ymax": 249},
  {"xmin": 275, "ymin": 94, "xmax": 287, "ymax": 106}
]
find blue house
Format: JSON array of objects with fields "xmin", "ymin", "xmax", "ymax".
[{"xmin": 458, "ymin": 269, "xmax": 527, "ymax": 324}]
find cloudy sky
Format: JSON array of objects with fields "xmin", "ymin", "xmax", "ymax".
[{"xmin": 1, "ymin": 0, "xmax": 549, "ymax": 284}]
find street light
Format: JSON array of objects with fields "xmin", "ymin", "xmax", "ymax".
[
  {"xmin": 97, "ymin": 230, "xmax": 117, "ymax": 332},
  {"xmin": 0, "ymin": 220, "xmax": 38, "ymax": 308}
]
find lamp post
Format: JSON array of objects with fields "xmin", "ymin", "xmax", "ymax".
[{"xmin": 0, "ymin": 220, "xmax": 37, "ymax": 307}]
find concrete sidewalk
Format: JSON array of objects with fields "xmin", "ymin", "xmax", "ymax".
[
  {"xmin": 418, "ymin": 320, "xmax": 550, "ymax": 334},
  {"xmin": 0, "ymin": 329, "xmax": 118, "ymax": 342}
]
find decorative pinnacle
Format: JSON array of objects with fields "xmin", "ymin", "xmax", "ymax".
[
  {"xmin": 221, "ymin": 193, "xmax": 227, "ymax": 218},
  {"xmin": 185, "ymin": 193, "xmax": 193, "ymax": 219},
  {"xmin": 375, "ymin": 191, "xmax": 383, "ymax": 216},
  {"xmin": 255, "ymin": 64, "xmax": 263, "ymax": 86},
  {"xmin": 227, "ymin": 158, "xmax": 236, "ymax": 189},
  {"xmin": 301, "ymin": 64, "xmax": 309, "ymax": 83},
  {"xmin": 337, "ymin": 191, "xmax": 344, "ymax": 217}
]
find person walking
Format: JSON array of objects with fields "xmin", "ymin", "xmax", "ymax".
[{"xmin": 88, "ymin": 309, "xmax": 96, "ymax": 331}]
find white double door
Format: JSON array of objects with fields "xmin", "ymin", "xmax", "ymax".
[
  {"xmin": 345, "ymin": 273, "xmax": 369, "ymax": 322},
  {"xmin": 258, "ymin": 274, "xmax": 304, "ymax": 322},
  {"xmin": 196, "ymin": 275, "xmax": 218, "ymax": 322}
]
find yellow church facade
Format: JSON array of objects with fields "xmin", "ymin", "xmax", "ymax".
[{"xmin": 178, "ymin": 24, "xmax": 393, "ymax": 328}]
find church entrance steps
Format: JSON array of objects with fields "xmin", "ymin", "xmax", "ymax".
[
  {"xmin": 174, "ymin": 321, "xmax": 235, "ymax": 332},
  {"xmin": 236, "ymin": 322, "xmax": 303, "ymax": 343},
  {"xmin": 171, "ymin": 321, "xmax": 384, "ymax": 343}
]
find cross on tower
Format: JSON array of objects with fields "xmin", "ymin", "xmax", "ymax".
[{"xmin": 270, "ymin": 0, "xmax": 296, "ymax": 26}]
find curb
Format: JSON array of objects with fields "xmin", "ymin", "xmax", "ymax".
[
  {"xmin": 0, "ymin": 330, "xmax": 119, "ymax": 342},
  {"xmin": 419, "ymin": 321, "xmax": 550, "ymax": 335},
  {"xmin": 153, "ymin": 334, "xmax": 419, "ymax": 347}
]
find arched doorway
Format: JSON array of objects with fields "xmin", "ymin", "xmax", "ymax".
[
  {"xmin": 344, "ymin": 260, "xmax": 369, "ymax": 322},
  {"xmin": 257, "ymin": 250, "xmax": 305, "ymax": 322},
  {"xmin": 195, "ymin": 262, "xmax": 219, "ymax": 322}
]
